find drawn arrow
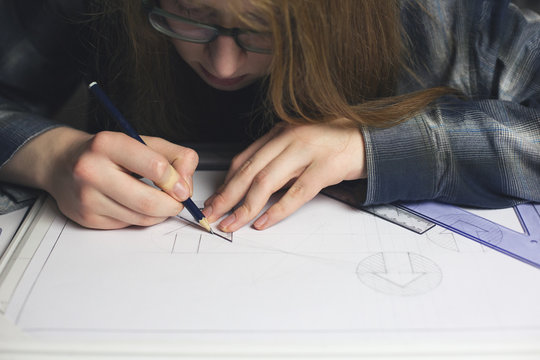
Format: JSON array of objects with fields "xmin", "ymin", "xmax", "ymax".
[
  {"xmin": 374, "ymin": 271, "xmax": 426, "ymax": 288},
  {"xmin": 374, "ymin": 252, "xmax": 429, "ymax": 288}
]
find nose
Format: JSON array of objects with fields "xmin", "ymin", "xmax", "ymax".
[{"xmin": 207, "ymin": 35, "xmax": 245, "ymax": 78}]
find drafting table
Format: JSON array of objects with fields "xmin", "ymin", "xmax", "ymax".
[{"xmin": 0, "ymin": 170, "xmax": 539, "ymax": 359}]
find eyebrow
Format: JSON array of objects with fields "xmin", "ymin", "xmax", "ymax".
[{"xmin": 173, "ymin": 0, "xmax": 269, "ymax": 29}]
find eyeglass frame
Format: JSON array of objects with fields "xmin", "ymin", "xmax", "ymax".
[{"xmin": 141, "ymin": 0, "xmax": 273, "ymax": 54}]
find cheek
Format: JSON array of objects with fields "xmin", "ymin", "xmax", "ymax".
[
  {"xmin": 249, "ymin": 54, "xmax": 273, "ymax": 76},
  {"xmin": 171, "ymin": 40, "xmax": 204, "ymax": 63}
]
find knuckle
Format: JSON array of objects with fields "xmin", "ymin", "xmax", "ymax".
[
  {"xmin": 72, "ymin": 155, "xmax": 97, "ymax": 183},
  {"xmin": 253, "ymin": 169, "xmax": 268, "ymax": 185},
  {"xmin": 286, "ymin": 181, "xmax": 319, "ymax": 203},
  {"xmin": 290, "ymin": 181, "xmax": 321, "ymax": 204},
  {"xmin": 149, "ymin": 157, "xmax": 170, "ymax": 180},
  {"xmin": 89, "ymin": 131, "xmax": 114, "ymax": 153},
  {"xmin": 181, "ymin": 147, "xmax": 199, "ymax": 165},
  {"xmin": 230, "ymin": 154, "xmax": 244, "ymax": 170},
  {"xmin": 266, "ymin": 201, "xmax": 286, "ymax": 218},
  {"xmin": 238, "ymin": 159, "xmax": 255, "ymax": 178},
  {"xmin": 252, "ymin": 169, "xmax": 272, "ymax": 191},
  {"xmin": 288, "ymin": 182, "xmax": 306, "ymax": 198},
  {"xmin": 211, "ymin": 191, "xmax": 228, "ymax": 209},
  {"xmin": 236, "ymin": 202, "xmax": 254, "ymax": 218}
]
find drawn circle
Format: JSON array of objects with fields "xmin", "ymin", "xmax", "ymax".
[{"xmin": 356, "ymin": 252, "xmax": 442, "ymax": 296}]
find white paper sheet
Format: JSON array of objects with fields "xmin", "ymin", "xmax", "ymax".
[{"xmin": 5, "ymin": 171, "xmax": 540, "ymax": 344}]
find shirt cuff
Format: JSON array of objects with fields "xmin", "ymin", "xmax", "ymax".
[
  {"xmin": 0, "ymin": 109, "xmax": 61, "ymax": 168},
  {"xmin": 0, "ymin": 183, "xmax": 41, "ymax": 214},
  {"xmin": 362, "ymin": 111, "xmax": 441, "ymax": 205}
]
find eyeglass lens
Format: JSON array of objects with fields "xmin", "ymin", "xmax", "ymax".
[{"xmin": 148, "ymin": 8, "xmax": 272, "ymax": 53}]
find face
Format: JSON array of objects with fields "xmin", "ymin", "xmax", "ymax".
[{"xmin": 160, "ymin": 0, "xmax": 273, "ymax": 91}]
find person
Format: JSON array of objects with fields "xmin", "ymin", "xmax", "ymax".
[{"xmin": 0, "ymin": 0, "xmax": 538, "ymax": 233}]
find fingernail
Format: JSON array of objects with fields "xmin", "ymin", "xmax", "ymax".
[
  {"xmin": 172, "ymin": 182, "xmax": 189, "ymax": 200},
  {"xmin": 253, "ymin": 213, "xmax": 269, "ymax": 229},
  {"xmin": 219, "ymin": 213, "xmax": 236, "ymax": 231}
]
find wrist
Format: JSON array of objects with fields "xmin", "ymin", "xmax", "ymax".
[{"xmin": 0, "ymin": 127, "xmax": 91, "ymax": 192}]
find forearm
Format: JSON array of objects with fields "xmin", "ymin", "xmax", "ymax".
[
  {"xmin": 363, "ymin": 97, "xmax": 540, "ymax": 208},
  {"xmin": 361, "ymin": 0, "xmax": 540, "ymax": 208},
  {"xmin": 0, "ymin": 126, "xmax": 91, "ymax": 193}
]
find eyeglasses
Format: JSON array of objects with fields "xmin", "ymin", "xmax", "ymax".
[{"xmin": 143, "ymin": 0, "xmax": 273, "ymax": 54}]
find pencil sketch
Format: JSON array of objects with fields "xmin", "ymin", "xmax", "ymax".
[
  {"xmin": 9, "ymin": 173, "xmax": 539, "ymax": 339},
  {"xmin": 356, "ymin": 252, "xmax": 442, "ymax": 296},
  {"xmin": 7, "ymin": 191, "xmax": 540, "ymax": 340},
  {"xmin": 426, "ymin": 226, "xmax": 488, "ymax": 253},
  {"xmin": 436, "ymin": 214, "xmax": 503, "ymax": 246},
  {"xmin": 401, "ymin": 202, "xmax": 540, "ymax": 267},
  {"xmin": 148, "ymin": 209, "xmax": 444, "ymax": 298}
]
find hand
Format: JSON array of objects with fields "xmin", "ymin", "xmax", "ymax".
[
  {"xmin": 0, "ymin": 127, "xmax": 198, "ymax": 229},
  {"xmin": 203, "ymin": 121, "xmax": 367, "ymax": 232}
]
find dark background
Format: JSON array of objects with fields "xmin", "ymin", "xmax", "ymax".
[{"xmin": 53, "ymin": 1, "xmax": 540, "ymax": 129}]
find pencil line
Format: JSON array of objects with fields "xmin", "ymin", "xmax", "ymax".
[
  {"xmin": 197, "ymin": 234, "xmax": 202, "ymax": 254},
  {"xmin": 171, "ymin": 233, "xmax": 177, "ymax": 254}
]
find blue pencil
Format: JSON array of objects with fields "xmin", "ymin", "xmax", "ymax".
[{"xmin": 88, "ymin": 82, "xmax": 214, "ymax": 234}]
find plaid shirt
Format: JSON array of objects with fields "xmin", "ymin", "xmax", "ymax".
[
  {"xmin": 0, "ymin": 0, "xmax": 539, "ymax": 213},
  {"xmin": 363, "ymin": 0, "xmax": 540, "ymax": 207}
]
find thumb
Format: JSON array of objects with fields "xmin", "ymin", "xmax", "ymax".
[{"xmin": 154, "ymin": 163, "xmax": 191, "ymax": 202}]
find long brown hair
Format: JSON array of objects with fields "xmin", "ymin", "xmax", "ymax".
[{"xmin": 90, "ymin": 0, "xmax": 452, "ymax": 138}]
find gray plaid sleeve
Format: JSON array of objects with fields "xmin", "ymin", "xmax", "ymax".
[{"xmin": 362, "ymin": 0, "xmax": 540, "ymax": 207}]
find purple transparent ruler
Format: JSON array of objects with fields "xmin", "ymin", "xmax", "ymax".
[{"xmin": 398, "ymin": 201, "xmax": 540, "ymax": 268}]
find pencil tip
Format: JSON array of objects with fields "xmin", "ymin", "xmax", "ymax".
[{"xmin": 199, "ymin": 218, "xmax": 213, "ymax": 233}]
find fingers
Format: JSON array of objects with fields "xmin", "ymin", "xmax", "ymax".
[
  {"xmin": 203, "ymin": 131, "xmax": 291, "ymax": 224},
  {"xmin": 68, "ymin": 192, "xmax": 169, "ymax": 230},
  {"xmin": 96, "ymin": 169, "xmax": 184, "ymax": 217},
  {"xmin": 223, "ymin": 125, "xmax": 284, "ymax": 184},
  {"xmin": 143, "ymin": 136, "xmax": 199, "ymax": 196},
  {"xmin": 96, "ymin": 133, "xmax": 197, "ymax": 203},
  {"xmin": 59, "ymin": 131, "xmax": 200, "ymax": 229},
  {"xmin": 252, "ymin": 166, "xmax": 324, "ymax": 230},
  {"xmin": 209, "ymin": 146, "xmax": 306, "ymax": 232},
  {"xmin": 203, "ymin": 122, "xmax": 367, "ymax": 232}
]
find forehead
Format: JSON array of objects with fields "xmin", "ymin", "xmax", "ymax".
[{"xmin": 171, "ymin": 0, "xmax": 268, "ymax": 26}]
